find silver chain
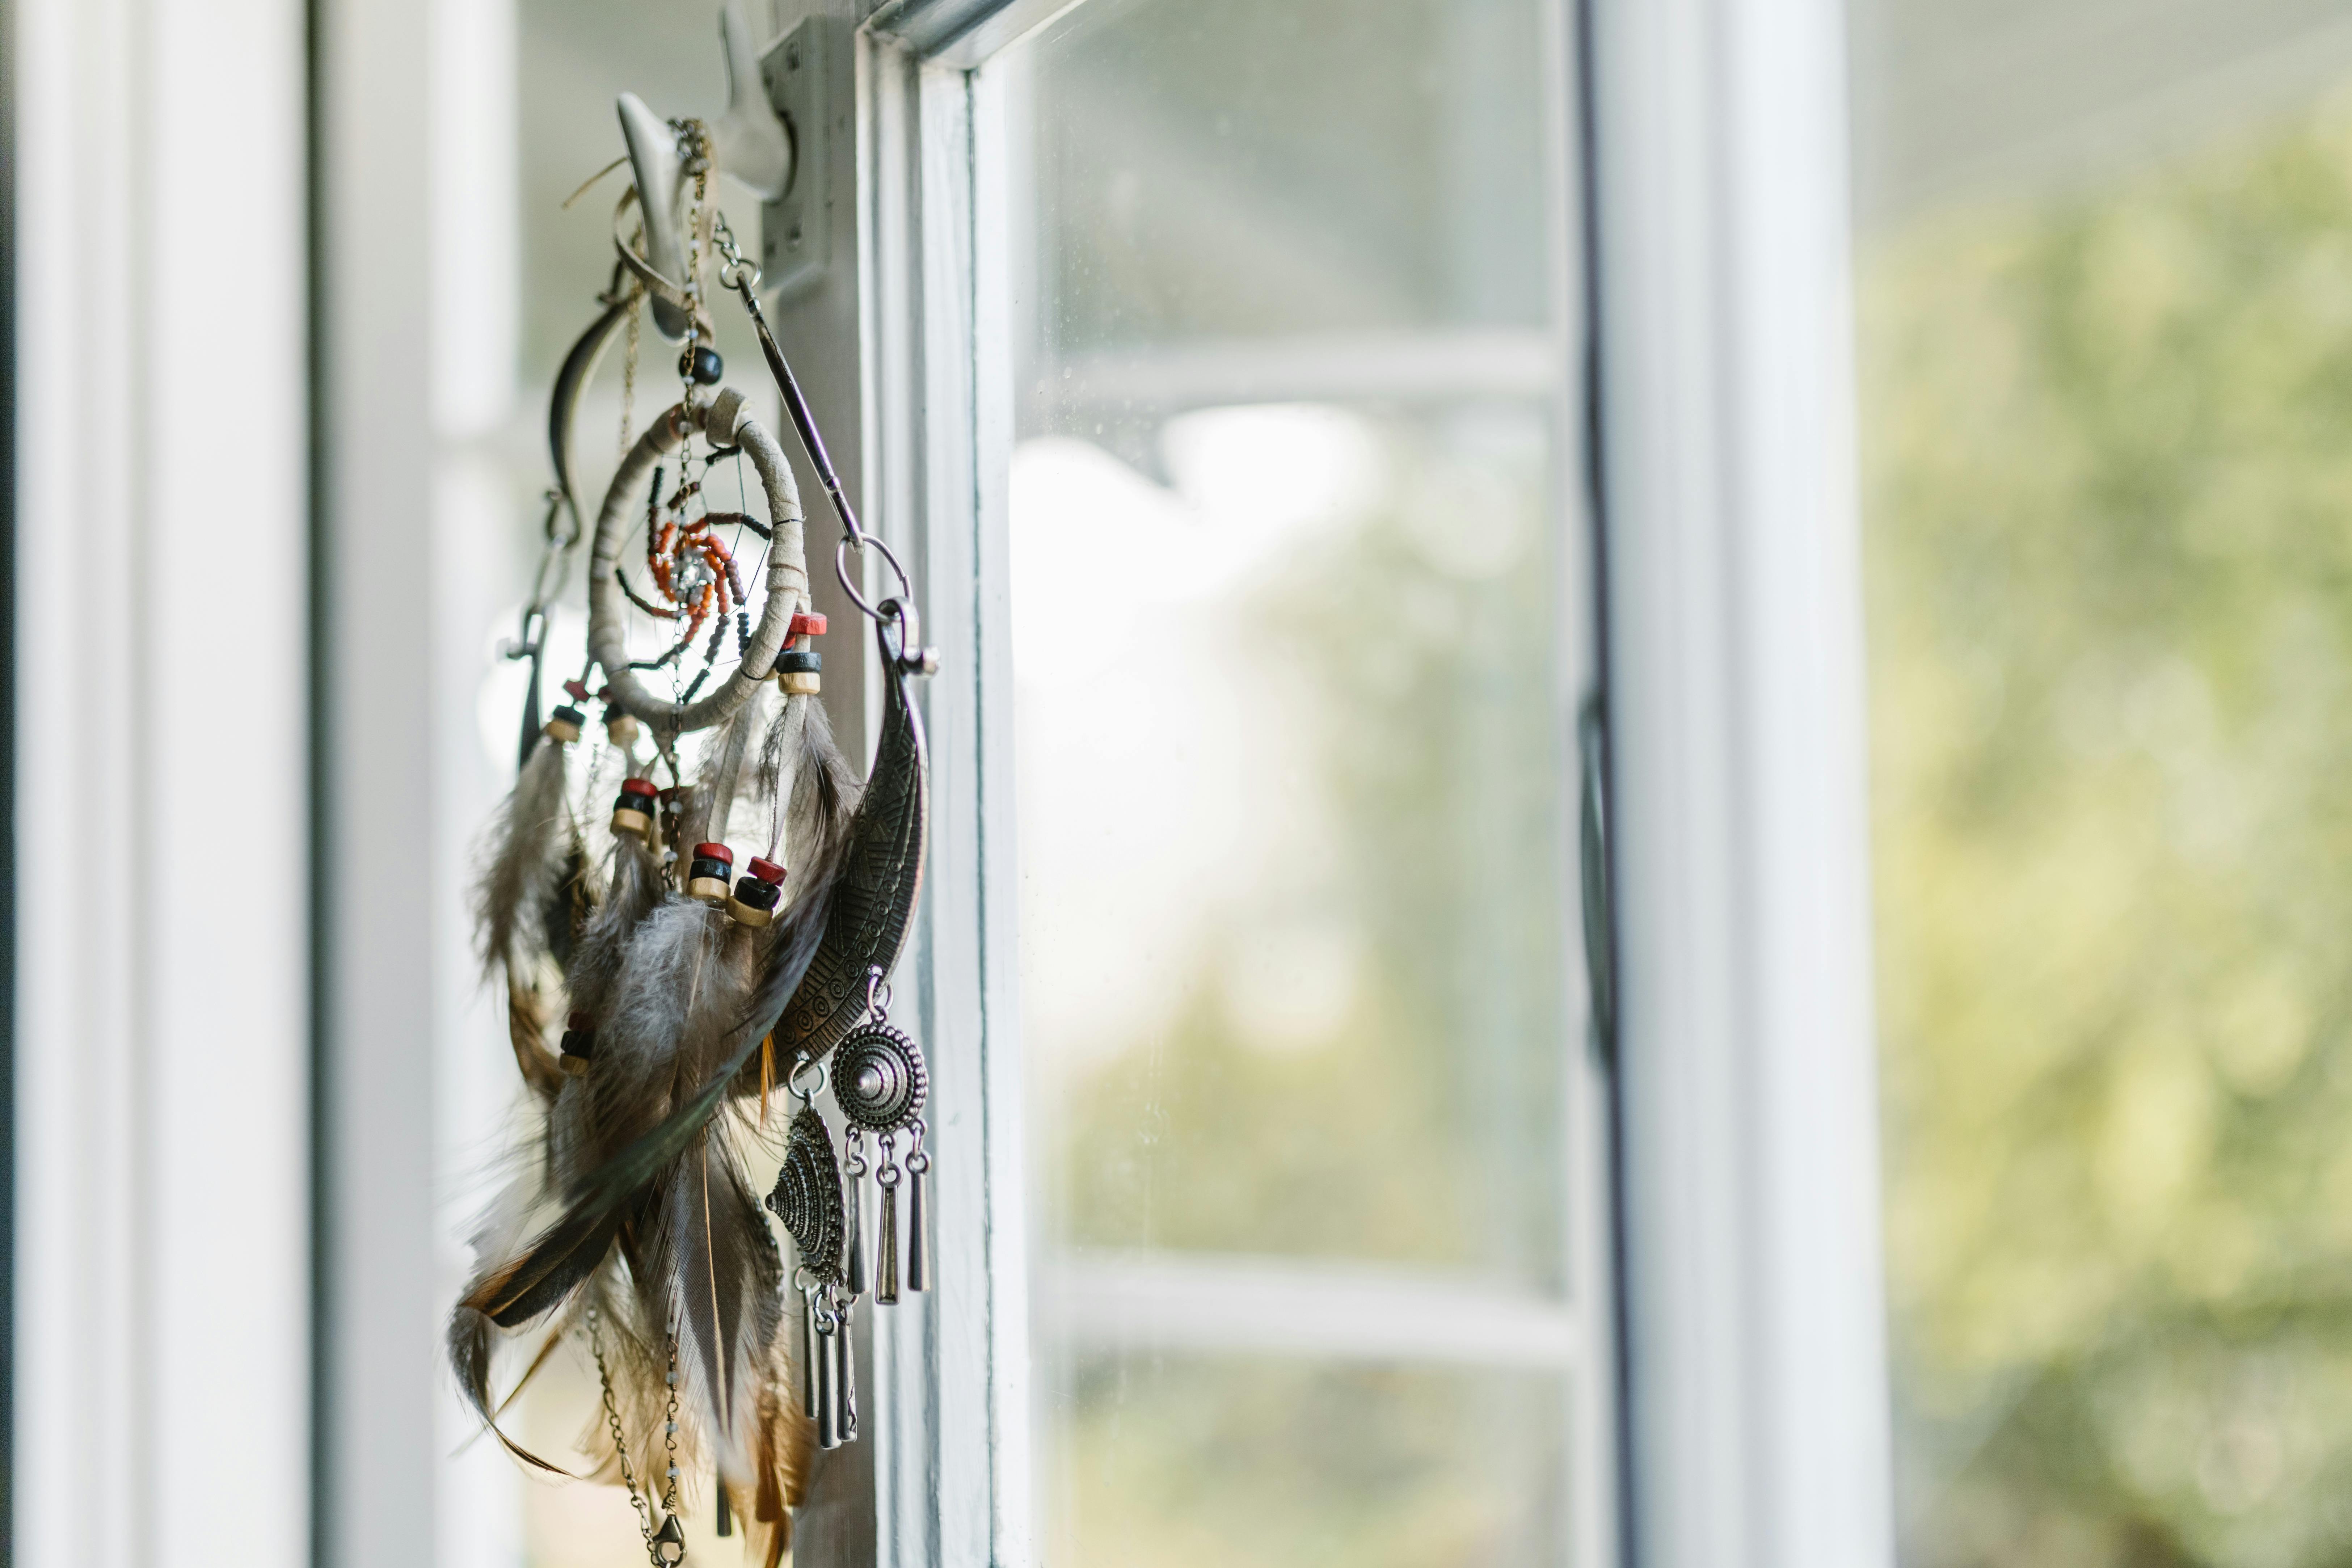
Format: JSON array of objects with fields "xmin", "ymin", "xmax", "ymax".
[{"xmin": 589, "ymin": 1308, "xmax": 686, "ymax": 1567}]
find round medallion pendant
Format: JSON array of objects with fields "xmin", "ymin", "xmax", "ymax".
[{"xmin": 833, "ymin": 1023, "xmax": 928, "ymax": 1134}]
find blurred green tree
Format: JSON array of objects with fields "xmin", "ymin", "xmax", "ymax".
[{"xmin": 1865, "ymin": 86, "xmax": 2352, "ymax": 1567}]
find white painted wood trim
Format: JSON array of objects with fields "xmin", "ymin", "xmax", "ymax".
[
  {"xmin": 856, "ymin": 23, "xmax": 1034, "ymax": 1568},
  {"xmin": 1585, "ymin": 0, "xmax": 1895, "ymax": 1561},
  {"xmin": 314, "ymin": 0, "xmax": 439, "ymax": 1559},
  {"xmin": 14, "ymin": 0, "xmax": 310, "ymax": 1565}
]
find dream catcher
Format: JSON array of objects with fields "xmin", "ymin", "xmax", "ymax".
[{"xmin": 451, "ymin": 71, "xmax": 938, "ymax": 1566}]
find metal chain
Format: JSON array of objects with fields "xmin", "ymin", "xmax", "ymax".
[
  {"xmin": 661, "ymin": 1333, "xmax": 683, "ymax": 1516},
  {"xmin": 675, "ymin": 118, "xmax": 717, "ymax": 413},
  {"xmin": 588, "ymin": 1307, "xmax": 667, "ymax": 1566}
]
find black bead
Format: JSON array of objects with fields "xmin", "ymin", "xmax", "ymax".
[
  {"xmin": 776, "ymin": 647, "xmax": 822, "ymax": 674},
  {"xmin": 690, "ymin": 345, "xmax": 724, "ymax": 385},
  {"xmin": 689, "ymin": 855, "xmax": 732, "ymax": 885},
  {"xmin": 732, "ymin": 876, "xmax": 783, "ymax": 911},
  {"xmin": 549, "ymin": 704, "xmax": 585, "ymax": 727}
]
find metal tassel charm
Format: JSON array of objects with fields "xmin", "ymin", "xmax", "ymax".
[
  {"xmin": 837, "ymin": 1306, "xmax": 860, "ymax": 1442},
  {"xmin": 877, "ymin": 1180, "xmax": 901, "ymax": 1304},
  {"xmin": 814, "ymin": 1316, "xmax": 842, "ymax": 1450},
  {"xmin": 716, "ymin": 1488, "xmax": 733, "ymax": 1538},
  {"xmin": 906, "ymin": 1152, "xmax": 932, "ymax": 1294},
  {"xmin": 844, "ymin": 1162, "xmax": 869, "ymax": 1296},
  {"xmin": 800, "ymin": 1288, "xmax": 820, "ymax": 1420}
]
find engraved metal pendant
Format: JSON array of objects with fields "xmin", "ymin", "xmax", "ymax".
[
  {"xmin": 764, "ymin": 1107, "xmax": 845, "ymax": 1282},
  {"xmin": 833, "ymin": 1022, "xmax": 928, "ymax": 1134}
]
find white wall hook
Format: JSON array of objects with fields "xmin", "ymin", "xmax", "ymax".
[{"xmin": 618, "ymin": 0, "xmax": 792, "ymax": 341}]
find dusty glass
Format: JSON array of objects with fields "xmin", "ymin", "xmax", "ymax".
[{"xmin": 1005, "ymin": 0, "xmax": 1598, "ymax": 1562}]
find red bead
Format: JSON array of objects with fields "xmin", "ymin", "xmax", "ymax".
[
  {"xmin": 747, "ymin": 856, "xmax": 787, "ymax": 885},
  {"xmin": 620, "ymin": 777, "xmax": 659, "ymax": 799},
  {"xmin": 567, "ymin": 1011, "xmax": 591, "ymax": 1029},
  {"xmin": 562, "ymin": 678, "xmax": 590, "ymax": 701},
  {"xmin": 789, "ymin": 611, "xmax": 827, "ymax": 641},
  {"xmin": 693, "ymin": 842, "xmax": 733, "ymax": 865}
]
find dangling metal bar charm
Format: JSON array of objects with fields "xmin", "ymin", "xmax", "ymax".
[
  {"xmin": 814, "ymin": 1310, "xmax": 842, "ymax": 1450},
  {"xmin": 800, "ymin": 1284, "xmax": 820, "ymax": 1420},
  {"xmin": 844, "ymin": 1178, "xmax": 869, "ymax": 1295},
  {"xmin": 876, "ymin": 1165, "xmax": 901, "ymax": 1306},
  {"xmin": 843, "ymin": 1133, "xmax": 870, "ymax": 1296},
  {"xmin": 717, "ymin": 1486, "xmax": 733, "ymax": 1538},
  {"xmin": 906, "ymin": 1136, "xmax": 932, "ymax": 1294},
  {"xmin": 836, "ymin": 1301, "xmax": 860, "ymax": 1443}
]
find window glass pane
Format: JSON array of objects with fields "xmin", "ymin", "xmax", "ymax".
[
  {"xmin": 1003, "ymin": 0, "xmax": 1594, "ymax": 1560},
  {"xmin": 1045, "ymin": 1354, "xmax": 1569, "ymax": 1568},
  {"xmin": 1852, "ymin": 5, "xmax": 2352, "ymax": 1560},
  {"xmin": 1014, "ymin": 401, "xmax": 1568, "ymax": 1285},
  {"xmin": 1024, "ymin": 0, "xmax": 1551, "ymax": 347}
]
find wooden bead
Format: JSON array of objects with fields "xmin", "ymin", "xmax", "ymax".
[
  {"xmin": 727, "ymin": 859, "xmax": 785, "ymax": 927},
  {"xmin": 688, "ymin": 842, "xmax": 734, "ymax": 903},
  {"xmin": 780, "ymin": 672, "xmax": 821, "ymax": 695},
  {"xmin": 612, "ymin": 778, "xmax": 659, "ymax": 838},
  {"xmin": 726, "ymin": 896, "xmax": 776, "ymax": 928},
  {"xmin": 544, "ymin": 704, "xmax": 584, "ymax": 744},
  {"xmin": 559, "ymin": 1013, "xmax": 595, "ymax": 1075}
]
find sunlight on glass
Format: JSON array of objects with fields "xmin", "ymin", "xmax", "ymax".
[{"xmin": 1006, "ymin": 0, "xmax": 1587, "ymax": 1560}]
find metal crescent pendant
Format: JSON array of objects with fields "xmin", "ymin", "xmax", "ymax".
[
  {"xmin": 764, "ymin": 1107, "xmax": 845, "ymax": 1282},
  {"xmin": 548, "ymin": 290, "xmax": 633, "ymax": 533},
  {"xmin": 833, "ymin": 1023, "xmax": 928, "ymax": 1134},
  {"xmin": 586, "ymin": 389, "xmax": 809, "ymax": 734},
  {"xmin": 774, "ymin": 620, "xmax": 929, "ymax": 1062}
]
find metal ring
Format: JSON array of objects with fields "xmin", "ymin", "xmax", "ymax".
[
  {"xmin": 834, "ymin": 533, "xmax": 915, "ymax": 623},
  {"xmin": 541, "ymin": 487, "xmax": 581, "ymax": 549},
  {"xmin": 788, "ymin": 1054, "xmax": 827, "ymax": 1100}
]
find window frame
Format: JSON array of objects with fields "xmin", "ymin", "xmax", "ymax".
[
  {"xmin": 845, "ymin": 1, "xmax": 1628, "ymax": 1564},
  {"xmin": 1582, "ymin": 0, "xmax": 1895, "ymax": 1562}
]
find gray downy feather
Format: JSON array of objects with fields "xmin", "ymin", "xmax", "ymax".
[{"xmin": 473, "ymin": 732, "xmax": 574, "ymax": 978}]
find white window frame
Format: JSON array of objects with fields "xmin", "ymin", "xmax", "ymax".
[
  {"xmin": 844, "ymin": 8, "xmax": 1618, "ymax": 1568},
  {"xmin": 836, "ymin": 0, "xmax": 1899, "ymax": 1564},
  {"xmin": 1585, "ymin": 0, "xmax": 1894, "ymax": 1563},
  {"xmin": 14, "ymin": 0, "xmax": 311, "ymax": 1565}
]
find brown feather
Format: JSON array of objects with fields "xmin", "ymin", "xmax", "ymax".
[{"xmin": 505, "ymin": 966, "xmax": 568, "ymax": 1100}]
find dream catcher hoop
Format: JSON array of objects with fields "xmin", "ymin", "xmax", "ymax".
[
  {"xmin": 589, "ymin": 387, "xmax": 805, "ymax": 734},
  {"xmin": 448, "ymin": 72, "xmax": 944, "ymax": 1568}
]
